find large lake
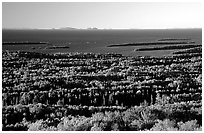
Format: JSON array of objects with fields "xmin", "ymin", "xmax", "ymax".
[{"xmin": 2, "ymin": 29, "xmax": 202, "ymax": 57}]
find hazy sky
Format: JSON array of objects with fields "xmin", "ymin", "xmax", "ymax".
[{"xmin": 2, "ymin": 2, "xmax": 202, "ymax": 29}]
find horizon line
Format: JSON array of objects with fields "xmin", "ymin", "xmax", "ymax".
[{"xmin": 2, "ymin": 27, "xmax": 202, "ymax": 30}]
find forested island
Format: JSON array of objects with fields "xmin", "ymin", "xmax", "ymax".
[
  {"xmin": 107, "ymin": 39, "xmax": 195, "ymax": 47},
  {"xmin": 2, "ymin": 41, "xmax": 49, "ymax": 45},
  {"xmin": 45, "ymin": 46, "xmax": 70, "ymax": 49},
  {"xmin": 157, "ymin": 38, "xmax": 191, "ymax": 41},
  {"xmin": 135, "ymin": 44, "xmax": 201, "ymax": 51}
]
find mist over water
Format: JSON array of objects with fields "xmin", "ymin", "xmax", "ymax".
[{"xmin": 2, "ymin": 29, "xmax": 202, "ymax": 57}]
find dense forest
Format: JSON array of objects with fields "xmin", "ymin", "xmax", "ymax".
[{"xmin": 2, "ymin": 44, "xmax": 202, "ymax": 131}]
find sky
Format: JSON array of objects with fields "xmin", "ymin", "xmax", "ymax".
[{"xmin": 2, "ymin": 2, "xmax": 202, "ymax": 29}]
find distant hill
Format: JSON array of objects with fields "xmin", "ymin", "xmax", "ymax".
[
  {"xmin": 87, "ymin": 27, "xmax": 98, "ymax": 30},
  {"xmin": 57, "ymin": 27, "xmax": 79, "ymax": 30},
  {"xmin": 58, "ymin": 27, "xmax": 99, "ymax": 30}
]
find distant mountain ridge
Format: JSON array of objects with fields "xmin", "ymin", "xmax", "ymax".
[
  {"xmin": 2, "ymin": 27, "xmax": 99, "ymax": 30},
  {"xmin": 57, "ymin": 27, "xmax": 79, "ymax": 30}
]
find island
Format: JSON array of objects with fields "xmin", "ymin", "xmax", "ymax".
[
  {"xmin": 45, "ymin": 45, "xmax": 70, "ymax": 49},
  {"xmin": 107, "ymin": 41, "xmax": 195, "ymax": 47},
  {"xmin": 2, "ymin": 41, "xmax": 49, "ymax": 45},
  {"xmin": 134, "ymin": 44, "xmax": 201, "ymax": 51}
]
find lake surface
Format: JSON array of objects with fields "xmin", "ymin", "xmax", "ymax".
[{"xmin": 2, "ymin": 29, "xmax": 202, "ymax": 57}]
